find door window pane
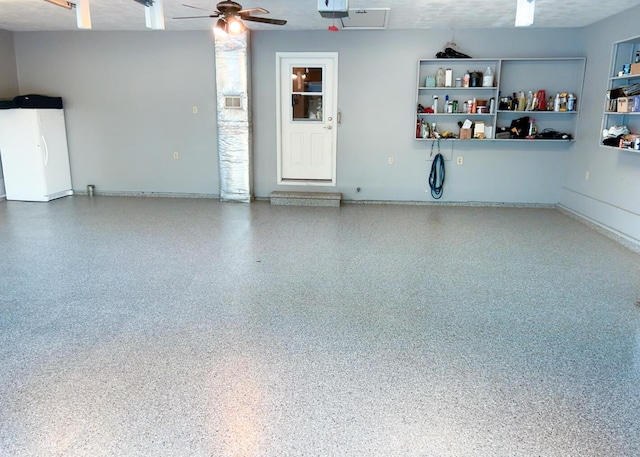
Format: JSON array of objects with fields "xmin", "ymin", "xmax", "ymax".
[
  {"xmin": 292, "ymin": 94, "xmax": 323, "ymax": 121},
  {"xmin": 291, "ymin": 66, "xmax": 323, "ymax": 121},
  {"xmin": 291, "ymin": 67, "xmax": 323, "ymax": 93}
]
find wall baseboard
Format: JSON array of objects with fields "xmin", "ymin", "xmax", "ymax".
[
  {"xmin": 558, "ymin": 204, "xmax": 640, "ymax": 254},
  {"xmin": 74, "ymin": 190, "xmax": 219, "ymax": 199}
]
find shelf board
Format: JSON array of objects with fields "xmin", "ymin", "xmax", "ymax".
[
  {"xmin": 603, "ymin": 111, "xmax": 640, "ymax": 115},
  {"xmin": 417, "ymin": 113, "xmax": 494, "ymax": 116},
  {"xmin": 415, "ymin": 138, "xmax": 574, "ymax": 142},
  {"xmin": 497, "ymin": 110, "xmax": 578, "ymax": 115},
  {"xmin": 609, "ymin": 75, "xmax": 640, "ymax": 81},
  {"xmin": 600, "ymin": 143, "xmax": 640, "ymax": 152},
  {"xmin": 418, "ymin": 86, "xmax": 497, "ymax": 90}
]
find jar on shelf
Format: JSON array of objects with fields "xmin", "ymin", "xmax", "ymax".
[{"xmin": 436, "ymin": 68, "xmax": 445, "ymax": 87}]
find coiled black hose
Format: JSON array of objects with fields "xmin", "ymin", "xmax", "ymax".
[{"xmin": 429, "ymin": 153, "xmax": 445, "ymax": 199}]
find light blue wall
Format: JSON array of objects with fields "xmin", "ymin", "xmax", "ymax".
[
  {"xmin": 12, "ymin": 27, "xmax": 582, "ymax": 203},
  {"xmin": 13, "ymin": 31, "xmax": 220, "ymax": 195},
  {"xmin": 0, "ymin": 30, "xmax": 18, "ymax": 98},
  {"xmin": 560, "ymin": 6, "xmax": 640, "ymax": 246},
  {"xmin": 8, "ymin": 17, "xmax": 639, "ymax": 248},
  {"xmin": 251, "ymin": 28, "xmax": 583, "ymax": 204},
  {"xmin": 0, "ymin": 29, "xmax": 19, "ymax": 195}
]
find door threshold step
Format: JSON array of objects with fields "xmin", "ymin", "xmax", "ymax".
[{"xmin": 269, "ymin": 191, "xmax": 342, "ymax": 207}]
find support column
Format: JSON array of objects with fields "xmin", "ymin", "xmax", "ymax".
[{"xmin": 214, "ymin": 31, "xmax": 252, "ymax": 203}]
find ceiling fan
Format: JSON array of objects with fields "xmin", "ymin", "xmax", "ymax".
[{"xmin": 175, "ymin": 2, "xmax": 287, "ymax": 33}]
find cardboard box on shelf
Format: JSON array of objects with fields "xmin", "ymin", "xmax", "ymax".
[
  {"xmin": 459, "ymin": 128, "xmax": 472, "ymax": 139},
  {"xmin": 474, "ymin": 121, "xmax": 485, "ymax": 139},
  {"xmin": 617, "ymin": 96, "xmax": 632, "ymax": 113},
  {"xmin": 632, "ymin": 95, "xmax": 640, "ymax": 112},
  {"xmin": 631, "ymin": 63, "xmax": 640, "ymax": 75}
]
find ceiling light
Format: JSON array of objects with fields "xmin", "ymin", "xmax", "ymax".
[
  {"xmin": 144, "ymin": 0, "xmax": 164, "ymax": 30},
  {"xmin": 227, "ymin": 18, "xmax": 245, "ymax": 34},
  {"xmin": 215, "ymin": 18, "xmax": 228, "ymax": 34},
  {"xmin": 76, "ymin": 0, "xmax": 91, "ymax": 29},
  {"xmin": 515, "ymin": 0, "xmax": 535, "ymax": 27},
  {"xmin": 44, "ymin": 0, "xmax": 75, "ymax": 10}
]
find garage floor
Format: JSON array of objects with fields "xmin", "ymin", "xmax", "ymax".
[{"xmin": 1, "ymin": 197, "xmax": 639, "ymax": 456}]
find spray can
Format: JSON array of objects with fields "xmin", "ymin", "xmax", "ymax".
[
  {"xmin": 567, "ymin": 93, "xmax": 576, "ymax": 111},
  {"xmin": 432, "ymin": 95, "xmax": 439, "ymax": 113}
]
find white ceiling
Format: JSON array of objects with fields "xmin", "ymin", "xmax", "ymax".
[{"xmin": 1, "ymin": 0, "xmax": 640, "ymax": 32}]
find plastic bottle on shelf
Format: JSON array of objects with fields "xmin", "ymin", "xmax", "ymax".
[
  {"xmin": 432, "ymin": 95, "xmax": 439, "ymax": 113},
  {"xmin": 526, "ymin": 91, "xmax": 534, "ymax": 111},
  {"xmin": 483, "ymin": 66, "xmax": 494, "ymax": 87},
  {"xmin": 517, "ymin": 91, "xmax": 526, "ymax": 111},
  {"xmin": 567, "ymin": 93, "xmax": 576, "ymax": 111},
  {"xmin": 436, "ymin": 68, "xmax": 445, "ymax": 87},
  {"xmin": 463, "ymin": 71, "xmax": 470, "ymax": 88},
  {"xmin": 554, "ymin": 92, "xmax": 561, "ymax": 112},
  {"xmin": 471, "ymin": 97, "xmax": 477, "ymax": 114}
]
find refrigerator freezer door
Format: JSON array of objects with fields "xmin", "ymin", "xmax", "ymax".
[
  {"xmin": 0, "ymin": 110, "xmax": 47, "ymax": 201},
  {"xmin": 0, "ymin": 109, "xmax": 73, "ymax": 201},
  {"xmin": 37, "ymin": 110, "xmax": 73, "ymax": 199}
]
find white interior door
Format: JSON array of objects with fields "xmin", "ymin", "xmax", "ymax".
[{"xmin": 276, "ymin": 53, "xmax": 338, "ymax": 185}]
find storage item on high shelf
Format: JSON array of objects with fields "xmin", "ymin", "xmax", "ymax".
[
  {"xmin": 483, "ymin": 67, "xmax": 494, "ymax": 87},
  {"xmin": 602, "ymin": 125, "xmax": 629, "ymax": 139},
  {"xmin": 435, "ymin": 47, "xmax": 472, "ymax": 59},
  {"xmin": 436, "ymin": 68, "xmax": 445, "ymax": 87}
]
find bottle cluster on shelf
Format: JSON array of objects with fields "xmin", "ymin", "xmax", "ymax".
[
  {"xmin": 425, "ymin": 66, "xmax": 495, "ymax": 88},
  {"xmin": 499, "ymin": 91, "xmax": 577, "ymax": 112},
  {"xmin": 418, "ymin": 96, "xmax": 495, "ymax": 115}
]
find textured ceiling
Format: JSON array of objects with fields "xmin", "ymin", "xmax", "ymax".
[{"xmin": 1, "ymin": 0, "xmax": 640, "ymax": 31}]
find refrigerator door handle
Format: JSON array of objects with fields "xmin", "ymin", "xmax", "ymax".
[{"xmin": 41, "ymin": 135, "xmax": 49, "ymax": 166}]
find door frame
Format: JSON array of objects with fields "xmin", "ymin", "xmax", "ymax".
[{"xmin": 275, "ymin": 52, "xmax": 338, "ymax": 186}]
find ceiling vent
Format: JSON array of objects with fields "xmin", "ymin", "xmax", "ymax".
[{"xmin": 340, "ymin": 8, "xmax": 390, "ymax": 29}]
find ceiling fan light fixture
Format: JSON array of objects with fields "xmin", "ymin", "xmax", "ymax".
[
  {"xmin": 227, "ymin": 17, "xmax": 245, "ymax": 34},
  {"xmin": 215, "ymin": 18, "xmax": 228, "ymax": 33},
  {"xmin": 515, "ymin": 0, "xmax": 535, "ymax": 27},
  {"xmin": 44, "ymin": 0, "xmax": 75, "ymax": 10}
]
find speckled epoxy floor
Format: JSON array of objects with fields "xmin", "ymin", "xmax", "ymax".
[{"xmin": 1, "ymin": 197, "xmax": 640, "ymax": 456}]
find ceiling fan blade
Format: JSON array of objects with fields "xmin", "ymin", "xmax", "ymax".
[
  {"xmin": 239, "ymin": 14, "xmax": 286, "ymax": 25},
  {"xmin": 181, "ymin": 3, "xmax": 217, "ymax": 13},
  {"xmin": 238, "ymin": 7, "xmax": 269, "ymax": 15},
  {"xmin": 173, "ymin": 14, "xmax": 220, "ymax": 19}
]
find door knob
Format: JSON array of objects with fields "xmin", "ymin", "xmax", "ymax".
[{"xmin": 324, "ymin": 125, "xmax": 332, "ymax": 130}]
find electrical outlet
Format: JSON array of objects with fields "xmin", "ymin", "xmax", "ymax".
[
  {"xmin": 388, "ymin": 156, "xmax": 394, "ymax": 165},
  {"xmin": 457, "ymin": 156, "xmax": 464, "ymax": 165},
  {"xmin": 585, "ymin": 171, "xmax": 590, "ymax": 180},
  {"xmin": 173, "ymin": 152, "xmax": 179, "ymax": 160},
  {"xmin": 192, "ymin": 106, "xmax": 198, "ymax": 114}
]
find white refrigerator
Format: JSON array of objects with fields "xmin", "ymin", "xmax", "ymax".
[{"xmin": 0, "ymin": 108, "xmax": 73, "ymax": 202}]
